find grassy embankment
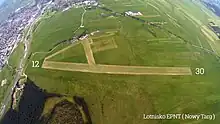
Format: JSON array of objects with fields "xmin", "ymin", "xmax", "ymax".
[{"xmin": 0, "ymin": 43, "xmax": 24, "ymax": 102}]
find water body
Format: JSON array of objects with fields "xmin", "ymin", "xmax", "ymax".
[
  {"xmin": 0, "ymin": 78, "xmax": 92, "ymax": 124},
  {"xmin": 0, "ymin": 78, "xmax": 63, "ymax": 124}
]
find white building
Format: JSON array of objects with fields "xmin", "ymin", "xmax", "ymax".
[
  {"xmin": 79, "ymin": 34, "xmax": 89, "ymax": 40},
  {"xmin": 125, "ymin": 11, "xmax": 143, "ymax": 16}
]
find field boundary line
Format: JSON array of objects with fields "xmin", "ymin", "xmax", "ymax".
[
  {"xmin": 45, "ymin": 42, "xmax": 80, "ymax": 60},
  {"xmin": 91, "ymin": 33, "xmax": 115, "ymax": 40},
  {"xmin": 92, "ymin": 37, "xmax": 118, "ymax": 53},
  {"xmin": 140, "ymin": 15, "xmax": 161, "ymax": 18},
  {"xmin": 197, "ymin": 37, "xmax": 203, "ymax": 48}
]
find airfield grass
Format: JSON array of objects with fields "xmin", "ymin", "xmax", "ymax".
[
  {"xmin": 90, "ymin": 16, "xmax": 197, "ymax": 66},
  {"xmin": 40, "ymin": 29, "xmax": 86, "ymax": 60},
  {"xmin": 91, "ymin": 34, "xmax": 118, "ymax": 53},
  {"xmin": 0, "ymin": 67, "xmax": 13, "ymax": 102},
  {"xmin": 84, "ymin": 14, "xmax": 119, "ymax": 33},
  {"xmin": 176, "ymin": 0, "xmax": 210, "ymax": 24},
  {"xmin": 150, "ymin": 0, "xmax": 214, "ymax": 50},
  {"xmin": 30, "ymin": 7, "xmax": 83, "ymax": 54},
  {"xmin": 8, "ymin": 43, "xmax": 24, "ymax": 69},
  {"xmin": 26, "ymin": 51, "xmax": 220, "ymax": 124},
  {"xmin": 25, "ymin": 7, "xmax": 85, "ymax": 68},
  {"xmin": 43, "ymin": 42, "xmax": 70, "ymax": 58},
  {"xmin": 86, "ymin": 0, "xmax": 214, "ymax": 67},
  {"xmin": 48, "ymin": 43, "xmax": 87, "ymax": 63},
  {"xmin": 25, "ymin": 0, "xmax": 220, "ymax": 123}
]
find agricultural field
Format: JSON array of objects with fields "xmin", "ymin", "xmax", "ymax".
[{"xmin": 24, "ymin": 0, "xmax": 220, "ymax": 123}]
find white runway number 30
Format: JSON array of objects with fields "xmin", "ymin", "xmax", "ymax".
[
  {"xmin": 195, "ymin": 68, "xmax": 205, "ymax": 75},
  {"xmin": 32, "ymin": 61, "xmax": 40, "ymax": 68}
]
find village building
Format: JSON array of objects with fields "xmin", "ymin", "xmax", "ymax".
[{"xmin": 125, "ymin": 11, "xmax": 143, "ymax": 16}]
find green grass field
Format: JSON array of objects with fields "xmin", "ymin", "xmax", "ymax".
[
  {"xmin": 30, "ymin": 7, "xmax": 83, "ymax": 53},
  {"xmin": 48, "ymin": 43, "xmax": 87, "ymax": 63},
  {"xmin": 0, "ymin": 42, "xmax": 24, "ymax": 102},
  {"xmin": 25, "ymin": 0, "xmax": 220, "ymax": 123}
]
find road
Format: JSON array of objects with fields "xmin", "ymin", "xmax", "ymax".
[
  {"xmin": 73, "ymin": 7, "xmax": 86, "ymax": 34},
  {"xmin": 0, "ymin": 16, "xmax": 40, "ymax": 118}
]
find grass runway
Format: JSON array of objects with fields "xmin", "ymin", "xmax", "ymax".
[
  {"xmin": 42, "ymin": 37, "xmax": 192, "ymax": 76},
  {"xmin": 42, "ymin": 61, "xmax": 192, "ymax": 75}
]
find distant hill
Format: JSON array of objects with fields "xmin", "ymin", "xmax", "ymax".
[
  {"xmin": 0, "ymin": 0, "xmax": 35, "ymax": 22},
  {"xmin": 201, "ymin": 0, "xmax": 220, "ymax": 17}
]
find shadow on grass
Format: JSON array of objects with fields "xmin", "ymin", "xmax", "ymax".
[
  {"xmin": 74, "ymin": 96, "xmax": 92, "ymax": 124},
  {"xmin": 0, "ymin": 78, "xmax": 62, "ymax": 124}
]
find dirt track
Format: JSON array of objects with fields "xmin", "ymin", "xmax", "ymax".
[
  {"xmin": 141, "ymin": 15, "xmax": 161, "ymax": 18},
  {"xmin": 82, "ymin": 39, "xmax": 96, "ymax": 65},
  {"xmin": 42, "ymin": 61, "xmax": 192, "ymax": 76}
]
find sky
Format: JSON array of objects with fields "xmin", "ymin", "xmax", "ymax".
[{"xmin": 0, "ymin": 0, "xmax": 5, "ymax": 6}]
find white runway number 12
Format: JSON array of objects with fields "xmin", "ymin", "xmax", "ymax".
[
  {"xmin": 32, "ymin": 61, "xmax": 40, "ymax": 68},
  {"xmin": 195, "ymin": 68, "xmax": 205, "ymax": 75}
]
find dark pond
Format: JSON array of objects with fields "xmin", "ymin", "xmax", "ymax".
[{"xmin": 0, "ymin": 78, "xmax": 92, "ymax": 124}]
